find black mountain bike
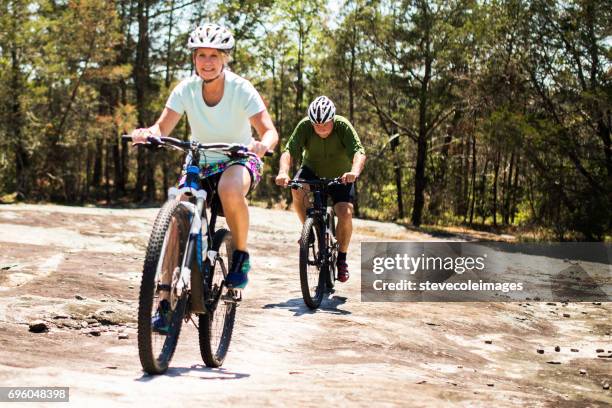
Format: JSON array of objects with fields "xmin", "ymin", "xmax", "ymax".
[
  {"xmin": 288, "ymin": 178, "xmax": 341, "ymax": 309},
  {"xmin": 124, "ymin": 135, "xmax": 268, "ymax": 374}
]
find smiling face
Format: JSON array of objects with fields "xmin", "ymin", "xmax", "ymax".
[
  {"xmin": 313, "ymin": 121, "xmax": 334, "ymax": 138},
  {"xmin": 193, "ymin": 48, "xmax": 227, "ymax": 81}
]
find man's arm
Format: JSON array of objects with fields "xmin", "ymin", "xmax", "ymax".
[
  {"xmin": 339, "ymin": 118, "xmax": 366, "ymax": 183},
  {"xmin": 342, "ymin": 152, "xmax": 366, "ymax": 184}
]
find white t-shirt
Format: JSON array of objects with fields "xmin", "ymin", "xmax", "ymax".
[{"xmin": 165, "ymin": 70, "xmax": 266, "ymax": 164}]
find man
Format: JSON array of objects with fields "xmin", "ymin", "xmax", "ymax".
[{"xmin": 275, "ymin": 96, "xmax": 366, "ymax": 282}]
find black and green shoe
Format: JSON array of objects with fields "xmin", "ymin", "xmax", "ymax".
[
  {"xmin": 151, "ymin": 299, "xmax": 172, "ymax": 335},
  {"xmin": 225, "ymin": 250, "xmax": 250, "ymax": 290}
]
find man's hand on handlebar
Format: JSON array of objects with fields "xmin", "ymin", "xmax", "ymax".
[{"xmin": 340, "ymin": 171, "xmax": 359, "ymax": 184}]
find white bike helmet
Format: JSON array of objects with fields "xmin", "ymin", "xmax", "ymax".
[
  {"xmin": 188, "ymin": 23, "xmax": 235, "ymax": 50},
  {"xmin": 308, "ymin": 96, "xmax": 336, "ymax": 124}
]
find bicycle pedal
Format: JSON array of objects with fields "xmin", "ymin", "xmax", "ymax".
[{"xmin": 221, "ymin": 289, "xmax": 243, "ymax": 303}]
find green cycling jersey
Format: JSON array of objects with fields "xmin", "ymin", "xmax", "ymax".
[{"xmin": 284, "ymin": 115, "xmax": 365, "ymax": 178}]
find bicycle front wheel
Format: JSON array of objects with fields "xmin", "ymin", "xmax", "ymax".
[
  {"xmin": 138, "ymin": 200, "xmax": 190, "ymax": 375},
  {"xmin": 300, "ymin": 217, "xmax": 326, "ymax": 309},
  {"xmin": 199, "ymin": 228, "xmax": 237, "ymax": 367},
  {"xmin": 325, "ymin": 208, "xmax": 337, "ymax": 290}
]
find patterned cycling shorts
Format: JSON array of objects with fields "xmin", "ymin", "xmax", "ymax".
[{"xmin": 178, "ymin": 155, "xmax": 263, "ymax": 191}]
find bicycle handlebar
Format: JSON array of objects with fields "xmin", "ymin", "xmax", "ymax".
[
  {"xmin": 121, "ymin": 135, "xmax": 273, "ymax": 157},
  {"xmin": 287, "ymin": 177, "xmax": 344, "ymax": 190}
]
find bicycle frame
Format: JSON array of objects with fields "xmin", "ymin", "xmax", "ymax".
[
  {"xmin": 293, "ymin": 178, "xmax": 341, "ymax": 269},
  {"xmin": 171, "ymin": 158, "xmax": 235, "ymax": 314},
  {"xmin": 151, "ymin": 143, "xmax": 225, "ymax": 314}
]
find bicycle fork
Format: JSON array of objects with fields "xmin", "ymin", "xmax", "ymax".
[{"xmin": 168, "ymin": 188, "xmax": 208, "ymax": 302}]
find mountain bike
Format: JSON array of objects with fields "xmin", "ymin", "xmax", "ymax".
[
  {"xmin": 124, "ymin": 135, "xmax": 269, "ymax": 374},
  {"xmin": 287, "ymin": 178, "xmax": 341, "ymax": 309}
]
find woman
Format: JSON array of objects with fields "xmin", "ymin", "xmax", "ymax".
[{"xmin": 131, "ymin": 23, "xmax": 278, "ymax": 302}]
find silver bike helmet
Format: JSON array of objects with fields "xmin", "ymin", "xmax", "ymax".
[
  {"xmin": 188, "ymin": 23, "xmax": 235, "ymax": 50},
  {"xmin": 308, "ymin": 96, "xmax": 336, "ymax": 124}
]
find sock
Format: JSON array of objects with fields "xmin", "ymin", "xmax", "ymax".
[
  {"xmin": 233, "ymin": 249, "xmax": 249, "ymax": 259},
  {"xmin": 337, "ymin": 251, "xmax": 347, "ymax": 263},
  {"xmin": 232, "ymin": 250, "xmax": 250, "ymax": 272}
]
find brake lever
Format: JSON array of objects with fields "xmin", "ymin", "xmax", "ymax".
[
  {"xmin": 147, "ymin": 136, "xmax": 164, "ymax": 148},
  {"xmin": 228, "ymin": 150, "xmax": 274, "ymax": 159},
  {"xmin": 125, "ymin": 135, "xmax": 164, "ymax": 150}
]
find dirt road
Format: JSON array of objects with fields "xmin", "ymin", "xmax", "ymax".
[{"xmin": 0, "ymin": 204, "xmax": 610, "ymax": 407}]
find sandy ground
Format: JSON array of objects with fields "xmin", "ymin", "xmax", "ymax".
[{"xmin": 0, "ymin": 203, "xmax": 610, "ymax": 407}]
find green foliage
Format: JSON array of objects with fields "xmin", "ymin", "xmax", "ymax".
[{"xmin": 0, "ymin": 0, "xmax": 609, "ymax": 240}]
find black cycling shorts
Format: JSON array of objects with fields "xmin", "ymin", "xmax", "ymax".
[{"xmin": 294, "ymin": 166, "xmax": 355, "ymax": 205}]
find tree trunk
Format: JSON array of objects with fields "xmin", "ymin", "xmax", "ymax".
[
  {"xmin": 348, "ymin": 25, "xmax": 356, "ymax": 123},
  {"xmin": 412, "ymin": 125, "xmax": 428, "ymax": 226},
  {"xmin": 294, "ymin": 22, "xmax": 304, "ymax": 117},
  {"xmin": 503, "ymin": 151, "xmax": 515, "ymax": 225},
  {"xmin": 461, "ymin": 134, "xmax": 470, "ymax": 218},
  {"xmin": 428, "ymin": 110, "xmax": 458, "ymax": 216},
  {"xmin": 158, "ymin": 1, "xmax": 175, "ymax": 202},
  {"xmin": 83, "ymin": 145, "xmax": 92, "ymax": 202},
  {"xmin": 164, "ymin": 0, "xmax": 175, "ymax": 88},
  {"xmin": 8, "ymin": 5, "xmax": 28, "ymax": 198},
  {"xmin": 115, "ymin": 0, "xmax": 134, "ymax": 196},
  {"xmin": 492, "ymin": 150, "xmax": 501, "ymax": 227},
  {"xmin": 134, "ymin": 0, "xmax": 153, "ymax": 201},
  {"xmin": 105, "ymin": 137, "xmax": 111, "ymax": 204},
  {"xmin": 92, "ymin": 137, "xmax": 103, "ymax": 188},
  {"xmin": 468, "ymin": 134, "xmax": 477, "ymax": 224},
  {"xmin": 113, "ymin": 133, "xmax": 123, "ymax": 197},
  {"xmin": 510, "ymin": 155, "xmax": 520, "ymax": 224},
  {"xmin": 478, "ymin": 157, "xmax": 489, "ymax": 224},
  {"xmin": 392, "ymin": 139, "xmax": 404, "ymax": 219},
  {"xmin": 348, "ymin": 25, "xmax": 359, "ymax": 217},
  {"xmin": 411, "ymin": 5, "xmax": 431, "ymax": 227}
]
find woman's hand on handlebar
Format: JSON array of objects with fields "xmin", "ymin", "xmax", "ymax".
[
  {"xmin": 130, "ymin": 127, "xmax": 160, "ymax": 145},
  {"xmin": 248, "ymin": 140, "xmax": 270, "ymax": 158}
]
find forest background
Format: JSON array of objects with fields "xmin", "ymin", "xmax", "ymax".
[{"xmin": 0, "ymin": 0, "xmax": 610, "ymax": 241}]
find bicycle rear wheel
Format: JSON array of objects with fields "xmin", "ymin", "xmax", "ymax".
[
  {"xmin": 199, "ymin": 228, "xmax": 237, "ymax": 367},
  {"xmin": 138, "ymin": 200, "xmax": 190, "ymax": 375},
  {"xmin": 300, "ymin": 217, "xmax": 326, "ymax": 309}
]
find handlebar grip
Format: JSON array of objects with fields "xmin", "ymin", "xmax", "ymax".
[{"xmin": 121, "ymin": 134, "xmax": 163, "ymax": 150}]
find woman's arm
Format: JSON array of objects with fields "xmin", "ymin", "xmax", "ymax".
[
  {"xmin": 275, "ymin": 151, "xmax": 292, "ymax": 187},
  {"xmin": 248, "ymin": 110, "xmax": 279, "ymax": 157},
  {"xmin": 130, "ymin": 108, "xmax": 182, "ymax": 143}
]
